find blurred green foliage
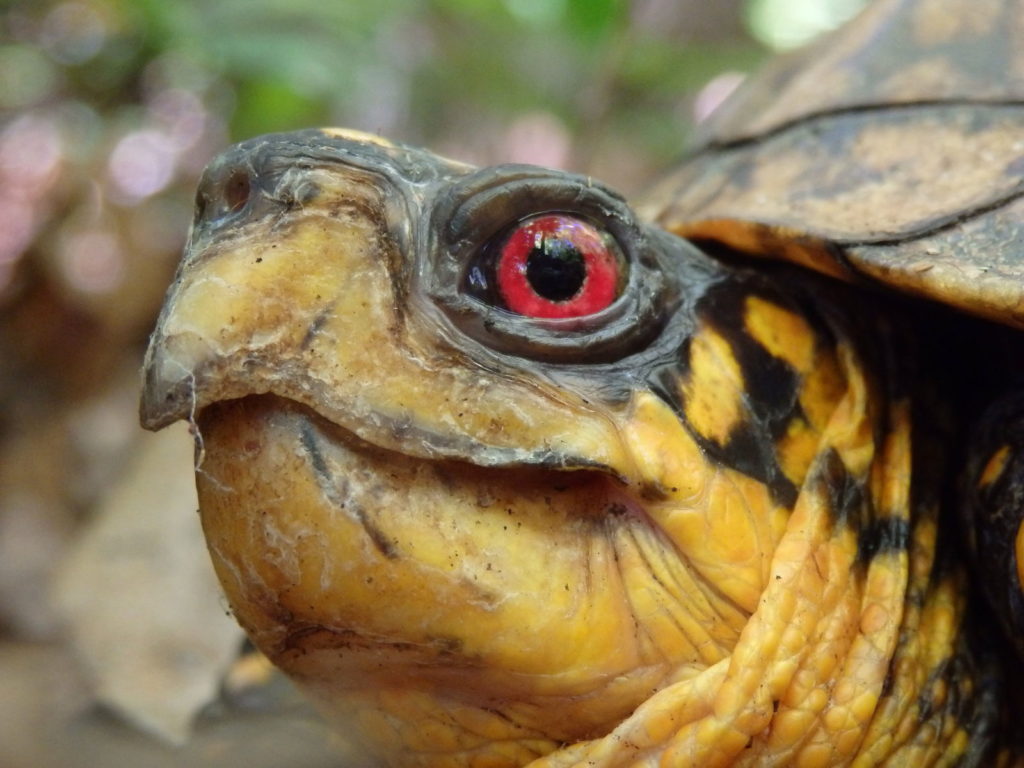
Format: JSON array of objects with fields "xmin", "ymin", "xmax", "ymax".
[
  {"xmin": 0, "ymin": 0, "xmax": 768, "ymax": 381},
  {"xmin": 3, "ymin": 0, "xmax": 764, "ymax": 175},
  {"xmin": 0, "ymin": 0, "xmax": 768, "ymax": 448},
  {"xmin": 0, "ymin": 0, "xmax": 877, "ymax": 355}
]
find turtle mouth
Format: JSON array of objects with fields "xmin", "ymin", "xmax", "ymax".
[
  {"xmin": 187, "ymin": 390, "xmax": 716, "ymax": 760},
  {"xmin": 192, "ymin": 389, "xmax": 664, "ymax": 676},
  {"xmin": 141, "ymin": 328, "xmax": 625, "ymax": 479},
  {"xmin": 194, "ymin": 391, "xmax": 644, "ymax": 537}
]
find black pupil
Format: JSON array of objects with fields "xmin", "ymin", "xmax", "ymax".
[{"xmin": 525, "ymin": 237, "xmax": 586, "ymax": 301}]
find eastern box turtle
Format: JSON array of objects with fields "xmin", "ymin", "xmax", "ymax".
[{"xmin": 140, "ymin": 0, "xmax": 1024, "ymax": 765}]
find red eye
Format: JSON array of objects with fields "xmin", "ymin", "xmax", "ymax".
[{"xmin": 495, "ymin": 214, "xmax": 622, "ymax": 319}]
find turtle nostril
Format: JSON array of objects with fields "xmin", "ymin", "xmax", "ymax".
[
  {"xmin": 223, "ymin": 168, "xmax": 252, "ymax": 215},
  {"xmin": 194, "ymin": 164, "xmax": 254, "ymax": 225},
  {"xmin": 194, "ymin": 185, "xmax": 208, "ymax": 220}
]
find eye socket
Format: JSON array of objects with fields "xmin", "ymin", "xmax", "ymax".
[
  {"xmin": 427, "ymin": 165, "xmax": 677, "ymax": 363},
  {"xmin": 466, "ymin": 214, "xmax": 625, "ymax": 319}
]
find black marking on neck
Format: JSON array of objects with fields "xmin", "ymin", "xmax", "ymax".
[
  {"xmin": 817, "ymin": 448, "xmax": 866, "ymax": 532},
  {"xmin": 857, "ymin": 517, "xmax": 910, "ymax": 565},
  {"xmin": 649, "ymin": 275, "xmax": 820, "ymax": 509}
]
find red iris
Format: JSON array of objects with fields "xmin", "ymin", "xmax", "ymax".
[{"xmin": 495, "ymin": 214, "xmax": 621, "ymax": 319}]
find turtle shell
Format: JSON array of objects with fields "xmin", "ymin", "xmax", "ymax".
[{"xmin": 640, "ymin": 0, "xmax": 1024, "ymax": 329}]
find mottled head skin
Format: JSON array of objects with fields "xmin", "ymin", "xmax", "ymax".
[{"xmin": 141, "ymin": 124, "xmax": 1004, "ymax": 766}]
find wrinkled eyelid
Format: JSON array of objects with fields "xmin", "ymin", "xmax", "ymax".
[
  {"xmin": 436, "ymin": 165, "xmax": 631, "ymax": 248},
  {"xmin": 418, "ymin": 166, "xmax": 672, "ymax": 364}
]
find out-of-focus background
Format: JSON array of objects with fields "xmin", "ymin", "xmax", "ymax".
[{"xmin": 0, "ymin": 0, "xmax": 867, "ymax": 765}]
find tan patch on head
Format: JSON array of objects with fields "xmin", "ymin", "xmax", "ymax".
[
  {"xmin": 319, "ymin": 127, "xmax": 395, "ymax": 147},
  {"xmin": 682, "ymin": 324, "xmax": 745, "ymax": 446},
  {"xmin": 318, "ymin": 127, "xmax": 474, "ymax": 172}
]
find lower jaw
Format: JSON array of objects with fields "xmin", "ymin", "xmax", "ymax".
[
  {"xmin": 279, "ymin": 637, "xmax": 562, "ymax": 766},
  {"xmin": 282, "ymin": 641, "xmax": 674, "ymax": 768},
  {"xmin": 270, "ymin": 620, "xmax": 671, "ymax": 758},
  {"xmin": 193, "ymin": 394, "xmax": 670, "ymax": 760},
  {"xmin": 305, "ymin": 682, "xmax": 562, "ymax": 768}
]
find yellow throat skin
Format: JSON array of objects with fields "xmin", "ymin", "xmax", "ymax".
[{"xmin": 141, "ymin": 130, "xmax": 991, "ymax": 766}]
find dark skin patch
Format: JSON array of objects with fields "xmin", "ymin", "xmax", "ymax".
[
  {"xmin": 279, "ymin": 624, "xmax": 466, "ymax": 657},
  {"xmin": 713, "ymin": 421, "xmax": 799, "ymax": 509},
  {"xmin": 350, "ymin": 500, "xmax": 399, "ymax": 560},
  {"xmin": 639, "ymin": 482, "xmax": 670, "ymax": 502},
  {"xmin": 300, "ymin": 302, "xmax": 336, "ymax": 350},
  {"xmin": 298, "ymin": 420, "xmax": 332, "ymax": 488},
  {"xmin": 435, "ymin": 635, "xmax": 464, "ymax": 656},
  {"xmin": 915, "ymin": 659, "xmax": 950, "ymax": 725},
  {"xmin": 963, "ymin": 393, "xmax": 1024, "ymax": 659},
  {"xmin": 958, "ymin": 609, "xmax": 1011, "ymax": 765},
  {"xmin": 298, "ymin": 420, "xmax": 399, "ymax": 560},
  {"xmin": 911, "ymin": 628, "xmax": 1000, "ymax": 763},
  {"xmin": 816, "ymin": 448, "xmax": 867, "ymax": 532},
  {"xmin": 879, "ymin": 668, "xmax": 895, "ymax": 699},
  {"xmin": 856, "ymin": 517, "xmax": 910, "ymax": 565}
]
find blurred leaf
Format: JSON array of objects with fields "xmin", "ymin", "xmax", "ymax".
[
  {"xmin": 745, "ymin": 0, "xmax": 868, "ymax": 50},
  {"xmin": 0, "ymin": 44, "xmax": 60, "ymax": 108},
  {"xmin": 231, "ymin": 78, "xmax": 328, "ymax": 138},
  {"xmin": 620, "ymin": 39, "xmax": 764, "ymax": 94},
  {"xmin": 566, "ymin": 0, "xmax": 624, "ymax": 41}
]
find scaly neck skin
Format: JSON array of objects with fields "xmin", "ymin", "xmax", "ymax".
[
  {"xmin": 528, "ymin": 281, "xmax": 993, "ymax": 767},
  {"xmin": 189, "ymin": 268, "xmax": 990, "ymax": 766}
]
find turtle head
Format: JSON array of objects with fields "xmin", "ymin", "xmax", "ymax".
[
  {"xmin": 140, "ymin": 127, "xmax": 727, "ymax": 761},
  {"xmin": 141, "ymin": 128, "xmax": 686, "ymax": 468},
  {"xmin": 141, "ymin": 129, "xmax": 875, "ymax": 765}
]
